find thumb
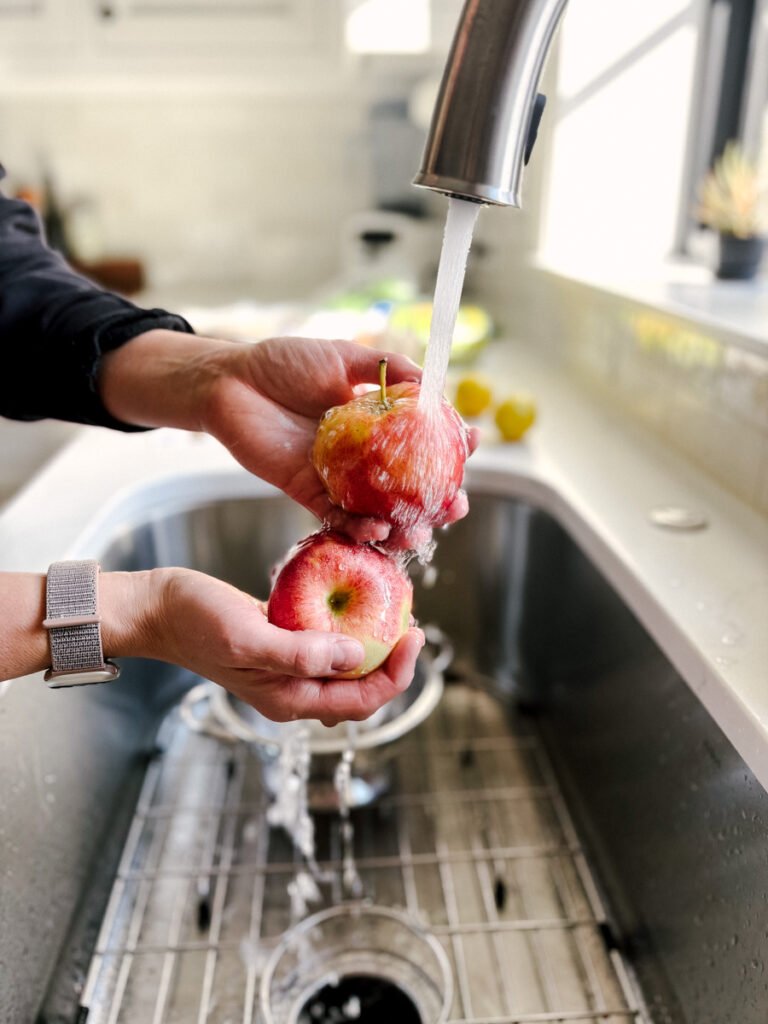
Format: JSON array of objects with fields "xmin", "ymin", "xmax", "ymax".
[{"xmin": 256, "ymin": 621, "xmax": 365, "ymax": 677}]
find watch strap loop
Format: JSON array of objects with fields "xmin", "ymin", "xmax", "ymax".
[{"xmin": 44, "ymin": 560, "xmax": 119, "ymax": 687}]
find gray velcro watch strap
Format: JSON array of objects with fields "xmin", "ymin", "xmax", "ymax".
[{"xmin": 43, "ymin": 560, "xmax": 119, "ymax": 687}]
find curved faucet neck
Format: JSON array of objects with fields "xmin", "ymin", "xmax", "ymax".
[{"xmin": 413, "ymin": 0, "xmax": 568, "ymax": 208}]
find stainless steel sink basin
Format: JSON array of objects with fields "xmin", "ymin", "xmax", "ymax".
[{"xmin": 1, "ymin": 491, "xmax": 766, "ymax": 1024}]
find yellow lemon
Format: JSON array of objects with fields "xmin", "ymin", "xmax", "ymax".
[
  {"xmin": 495, "ymin": 394, "xmax": 537, "ymax": 441},
  {"xmin": 455, "ymin": 374, "xmax": 494, "ymax": 418}
]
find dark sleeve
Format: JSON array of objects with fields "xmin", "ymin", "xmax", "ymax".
[{"xmin": 0, "ymin": 175, "xmax": 194, "ymax": 430}]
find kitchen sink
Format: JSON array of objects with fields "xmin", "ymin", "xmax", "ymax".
[{"xmin": 2, "ymin": 491, "xmax": 766, "ymax": 1024}]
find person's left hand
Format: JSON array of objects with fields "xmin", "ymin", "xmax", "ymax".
[
  {"xmin": 204, "ymin": 336, "xmax": 478, "ymax": 545},
  {"xmin": 101, "ymin": 332, "xmax": 478, "ymax": 547}
]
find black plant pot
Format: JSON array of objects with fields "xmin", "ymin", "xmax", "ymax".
[{"xmin": 716, "ymin": 233, "xmax": 765, "ymax": 280}]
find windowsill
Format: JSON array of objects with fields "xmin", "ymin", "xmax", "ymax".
[{"xmin": 534, "ymin": 252, "xmax": 768, "ymax": 357}]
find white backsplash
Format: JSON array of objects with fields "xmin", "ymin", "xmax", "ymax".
[
  {"xmin": 0, "ymin": 89, "xmax": 373, "ymax": 299},
  {"xmin": 486, "ymin": 264, "xmax": 768, "ymax": 517}
]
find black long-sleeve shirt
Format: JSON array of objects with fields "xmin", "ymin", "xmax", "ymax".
[{"xmin": 0, "ymin": 166, "xmax": 193, "ymax": 430}]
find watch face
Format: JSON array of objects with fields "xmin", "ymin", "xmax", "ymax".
[{"xmin": 44, "ymin": 664, "xmax": 121, "ymax": 688}]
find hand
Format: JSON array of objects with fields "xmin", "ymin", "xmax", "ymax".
[
  {"xmin": 99, "ymin": 331, "xmax": 477, "ymax": 546},
  {"xmin": 102, "ymin": 568, "xmax": 425, "ymax": 726},
  {"xmin": 204, "ymin": 335, "xmax": 427, "ymax": 543}
]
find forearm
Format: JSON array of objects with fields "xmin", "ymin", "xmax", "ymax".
[
  {"xmin": 0, "ymin": 574, "xmax": 48, "ymax": 678},
  {"xmin": 0, "ymin": 570, "xmax": 161, "ymax": 682},
  {"xmin": 0, "ymin": 565, "xmax": 419, "ymax": 721},
  {"xmin": 98, "ymin": 329, "xmax": 245, "ymax": 431},
  {"xmin": 0, "ymin": 190, "xmax": 193, "ymax": 429}
]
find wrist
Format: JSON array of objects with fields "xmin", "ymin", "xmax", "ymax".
[
  {"xmin": 99, "ymin": 569, "xmax": 167, "ymax": 660},
  {"xmin": 98, "ymin": 329, "xmax": 247, "ymax": 432}
]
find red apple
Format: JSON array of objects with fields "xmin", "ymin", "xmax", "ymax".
[
  {"xmin": 312, "ymin": 359, "xmax": 469, "ymax": 533},
  {"xmin": 267, "ymin": 530, "xmax": 413, "ymax": 678}
]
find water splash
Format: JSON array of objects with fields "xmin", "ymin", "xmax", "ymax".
[
  {"xmin": 334, "ymin": 722, "xmax": 363, "ymax": 897},
  {"xmin": 288, "ymin": 870, "xmax": 322, "ymax": 920},
  {"xmin": 419, "ymin": 196, "xmax": 481, "ymax": 412},
  {"xmin": 266, "ymin": 720, "xmax": 363, "ymax": 914},
  {"xmin": 266, "ymin": 725, "xmax": 319, "ymax": 869},
  {"xmin": 421, "ymin": 565, "xmax": 439, "ymax": 589}
]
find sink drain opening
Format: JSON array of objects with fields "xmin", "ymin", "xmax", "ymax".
[
  {"xmin": 298, "ymin": 973, "xmax": 422, "ymax": 1024},
  {"xmin": 260, "ymin": 905, "xmax": 453, "ymax": 1024}
]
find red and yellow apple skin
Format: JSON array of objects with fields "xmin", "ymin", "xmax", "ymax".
[
  {"xmin": 311, "ymin": 381, "xmax": 469, "ymax": 531},
  {"xmin": 267, "ymin": 530, "xmax": 413, "ymax": 679}
]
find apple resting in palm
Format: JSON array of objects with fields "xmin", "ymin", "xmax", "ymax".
[{"xmin": 267, "ymin": 530, "xmax": 413, "ymax": 679}]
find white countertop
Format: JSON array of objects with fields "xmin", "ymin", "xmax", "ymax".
[{"xmin": 1, "ymin": 341, "xmax": 766, "ymax": 789}]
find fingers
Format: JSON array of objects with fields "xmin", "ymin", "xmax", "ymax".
[
  {"xmin": 466, "ymin": 424, "xmax": 481, "ymax": 454},
  {"xmin": 381, "ymin": 522, "xmax": 434, "ymax": 553},
  {"xmin": 262, "ymin": 627, "xmax": 425, "ymax": 725},
  {"xmin": 332, "ymin": 340, "xmax": 422, "ymax": 388},
  {"xmin": 319, "ymin": 482, "xmax": 471, "ymax": 552},
  {"xmin": 434, "ymin": 488, "xmax": 470, "ymax": 528},
  {"xmin": 378, "ymin": 626, "xmax": 426, "ymax": 685},
  {"xmin": 256, "ymin": 621, "xmax": 365, "ymax": 677},
  {"xmin": 380, "ymin": 488, "xmax": 470, "ymax": 548},
  {"xmin": 323, "ymin": 492, "xmax": 468, "ymax": 550},
  {"xmin": 324, "ymin": 506, "xmax": 391, "ymax": 543}
]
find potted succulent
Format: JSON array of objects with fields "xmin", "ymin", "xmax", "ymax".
[{"xmin": 697, "ymin": 142, "xmax": 766, "ymax": 280}]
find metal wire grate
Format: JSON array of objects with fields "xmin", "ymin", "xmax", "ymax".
[{"xmin": 79, "ymin": 682, "xmax": 648, "ymax": 1024}]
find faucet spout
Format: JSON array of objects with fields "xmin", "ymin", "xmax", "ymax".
[{"xmin": 413, "ymin": 0, "xmax": 568, "ymax": 208}]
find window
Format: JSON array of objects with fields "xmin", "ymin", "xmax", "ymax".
[
  {"xmin": 344, "ymin": 0, "xmax": 430, "ymax": 55},
  {"xmin": 680, "ymin": 0, "xmax": 767, "ymax": 249}
]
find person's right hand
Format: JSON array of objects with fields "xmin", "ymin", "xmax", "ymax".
[{"xmin": 102, "ymin": 568, "xmax": 424, "ymax": 726}]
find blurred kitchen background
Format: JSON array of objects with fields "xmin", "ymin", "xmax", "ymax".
[{"xmin": 1, "ymin": 0, "xmax": 767, "ymax": 510}]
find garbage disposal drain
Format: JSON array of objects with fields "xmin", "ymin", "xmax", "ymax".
[
  {"xmin": 260, "ymin": 905, "xmax": 452, "ymax": 1024},
  {"xmin": 298, "ymin": 974, "xmax": 422, "ymax": 1024}
]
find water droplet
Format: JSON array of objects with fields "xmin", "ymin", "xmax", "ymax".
[
  {"xmin": 720, "ymin": 625, "xmax": 744, "ymax": 647},
  {"xmin": 421, "ymin": 565, "xmax": 438, "ymax": 589}
]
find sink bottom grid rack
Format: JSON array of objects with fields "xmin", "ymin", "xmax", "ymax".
[{"xmin": 79, "ymin": 680, "xmax": 648, "ymax": 1024}]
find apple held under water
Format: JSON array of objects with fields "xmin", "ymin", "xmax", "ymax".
[
  {"xmin": 267, "ymin": 530, "xmax": 413, "ymax": 678},
  {"xmin": 312, "ymin": 359, "xmax": 469, "ymax": 531}
]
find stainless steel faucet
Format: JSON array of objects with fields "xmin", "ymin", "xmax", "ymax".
[{"xmin": 413, "ymin": 0, "xmax": 569, "ymax": 207}]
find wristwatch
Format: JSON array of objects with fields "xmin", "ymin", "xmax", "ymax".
[{"xmin": 43, "ymin": 559, "xmax": 120, "ymax": 687}]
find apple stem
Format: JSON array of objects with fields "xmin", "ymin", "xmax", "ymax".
[{"xmin": 378, "ymin": 358, "xmax": 388, "ymax": 406}]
